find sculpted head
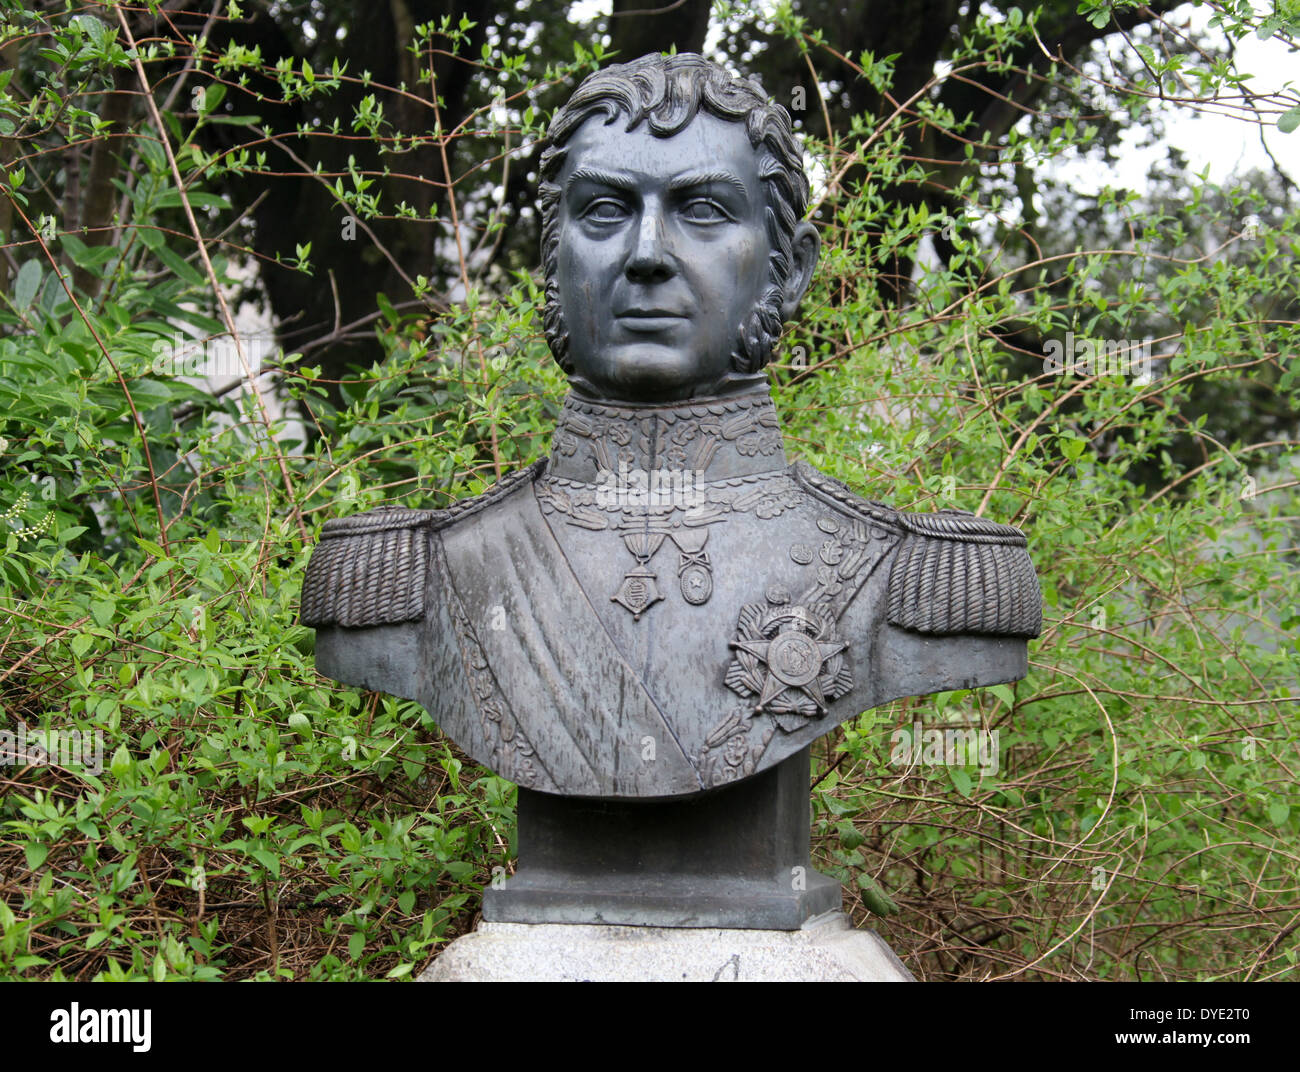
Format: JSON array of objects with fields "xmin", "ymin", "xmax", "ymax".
[{"xmin": 538, "ymin": 53, "xmax": 820, "ymax": 403}]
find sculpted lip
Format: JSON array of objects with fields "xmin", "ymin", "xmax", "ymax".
[{"xmin": 614, "ymin": 308, "xmax": 689, "ymax": 332}]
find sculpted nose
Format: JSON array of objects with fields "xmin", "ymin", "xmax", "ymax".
[{"xmin": 625, "ymin": 206, "xmax": 674, "ymax": 282}]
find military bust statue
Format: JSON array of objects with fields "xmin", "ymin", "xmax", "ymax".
[{"xmin": 300, "ymin": 53, "xmax": 1041, "ymax": 805}]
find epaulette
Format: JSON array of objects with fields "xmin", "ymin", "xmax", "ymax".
[
  {"xmin": 299, "ymin": 459, "xmax": 546, "ymax": 628},
  {"xmin": 789, "ymin": 461, "xmax": 901, "ymax": 531},
  {"xmin": 887, "ymin": 509, "xmax": 1041, "ymax": 637},
  {"xmin": 300, "ymin": 507, "xmax": 437, "ymax": 628}
]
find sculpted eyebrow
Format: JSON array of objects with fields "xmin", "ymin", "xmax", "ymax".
[
  {"xmin": 564, "ymin": 167, "xmax": 749, "ymax": 199},
  {"xmin": 566, "ymin": 166, "xmax": 636, "ymax": 194},
  {"xmin": 667, "ymin": 170, "xmax": 748, "ymax": 197}
]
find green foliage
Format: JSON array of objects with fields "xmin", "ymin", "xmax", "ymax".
[
  {"xmin": 0, "ymin": 227, "xmax": 527, "ymax": 977},
  {"xmin": 1, "ymin": 1, "xmax": 1297, "ymax": 981}
]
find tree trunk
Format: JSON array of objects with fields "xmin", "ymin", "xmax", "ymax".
[{"xmin": 608, "ymin": 0, "xmax": 711, "ymax": 63}]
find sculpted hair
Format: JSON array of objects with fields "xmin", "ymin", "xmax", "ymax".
[{"xmin": 538, "ymin": 53, "xmax": 811, "ymax": 375}]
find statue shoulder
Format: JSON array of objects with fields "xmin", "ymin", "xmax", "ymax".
[
  {"xmin": 430, "ymin": 457, "xmax": 547, "ymax": 530},
  {"xmin": 789, "ymin": 460, "xmax": 901, "ymax": 530},
  {"xmin": 789, "ymin": 461, "xmax": 1040, "ymax": 638},
  {"xmin": 299, "ymin": 460, "xmax": 546, "ymax": 628},
  {"xmin": 888, "ymin": 507, "xmax": 1042, "ymax": 638}
]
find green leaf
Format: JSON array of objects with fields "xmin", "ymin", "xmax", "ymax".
[
  {"xmin": 1267, "ymin": 802, "xmax": 1290, "ymax": 826},
  {"xmin": 24, "ymin": 842, "xmax": 49, "ymax": 870},
  {"xmin": 210, "ymin": 113, "xmax": 262, "ymax": 127},
  {"xmin": 1278, "ymin": 107, "xmax": 1300, "ymax": 134},
  {"xmin": 136, "ymin": 225, "xmax": 164, "ymax": 251},
  {"xmin": 90, "ymin": 600, "xmax": 116, "ymax": 629},
  {"xmin": 1061, "ymin": 435, "xmax": 1088, "ymax": 462},
  {"xmin": 134, "ymin": 537, "xmax": 167, "ymax": 559},
  {"xmin": 989, "ymin": 683, "xmax": 1015, "ymax": 707},
  {"xmin": 109, "ymin": 746, "xmax": 132, "ymax": 779},
  {"xmin": 127, "ymin": 378, "xmax": 183, "ymax": 409},
  {"xmin": 250, "ymin": 848, "xmax": 281, "ymax": 878},
  {"xmin": 338, "ymin": 823, "xmax": 362, "ymax": 852},
  {"xmin": 153, "ymin": 245, "xmax": 205, "ymax": 287},
  {"xmin": 443, "ymin": 860, "xmax": 475, "ymax": 881},
  {"xmin": 154, "ymin": 190, "xmax": 231, "ymax": 212},
  {"xmin": 857, "ymin": 873, "xmax": 899, "ymax": 916},
  {"xmin": 202, "ymin": 84, "xmax": 227, "ymax": 114},
  {"xmin": 13, "ymin": 260, "xmax": 42, "ymax": 311}
]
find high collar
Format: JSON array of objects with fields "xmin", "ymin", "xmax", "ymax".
[{"xmin": 546, "ymin": 387, "xmax": 787, "ymax": 484}]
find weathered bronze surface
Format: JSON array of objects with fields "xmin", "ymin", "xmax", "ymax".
[{"xmin": 300, "ymin": 53, "xmax": 1041, "ymax": 928}]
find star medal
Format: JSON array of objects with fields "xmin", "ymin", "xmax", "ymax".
[
  {"xmin": 725, "ymin": 602, "xmax": 854, "ymax": 730},
  {"xmin": 611, "ymin": 531, "xmax": 666, "ymax": 620}
]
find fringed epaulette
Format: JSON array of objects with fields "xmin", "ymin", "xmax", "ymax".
[
  {"xmin": 300, "ymin": 507, "xmax": 437, "ymax": 627},
  {"xmin": 299, "ymin": 460, "xmax": 547, "ymax": 628},
  {"xmin": 887, "ymin": 509, "xmax": 1042, "ymax": 638}
]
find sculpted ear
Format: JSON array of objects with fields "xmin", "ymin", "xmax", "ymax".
[{"xmin": 779, "ymin": 220, "xmax": 820, "ymax": 321}]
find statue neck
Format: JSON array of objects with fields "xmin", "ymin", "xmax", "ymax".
[{"xmin": 546, "ymin": 386, "xmax": 787, "ymax": 484}]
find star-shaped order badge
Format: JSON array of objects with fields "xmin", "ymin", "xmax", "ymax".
[{"xmin": 725, "ymin": 603, "xmax": 854, "ymax": 731}]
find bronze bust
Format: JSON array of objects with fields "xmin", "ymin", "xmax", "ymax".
[{"xmin": 301, "ymin": 53, "xmax": 1040, "ymax": 801}]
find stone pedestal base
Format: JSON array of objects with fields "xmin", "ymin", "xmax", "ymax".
[
  {"xmin": 483, "ymin": 746, "xmax": 841, "ymax": 930},
  {"xmin": 419, "ymin": 910, "xmax": 914, "ymax": 982}
]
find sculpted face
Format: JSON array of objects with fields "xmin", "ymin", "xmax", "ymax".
[{"xmin": 554, "ymin": 113, "xmax": 781, "ymax": 402}]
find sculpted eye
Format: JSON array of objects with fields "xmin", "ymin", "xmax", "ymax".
[
  {"xmin": 582, "ymin": 198, "xmax": 629, "ymax": 223},
  {"xmin": 682, "ymin": 198, "xmax": 731, "ymax": 223}
]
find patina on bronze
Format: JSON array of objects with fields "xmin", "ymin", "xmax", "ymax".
[{"xmin": 300, "ymin": 54, "xmax": 1041, "ymax": 930}]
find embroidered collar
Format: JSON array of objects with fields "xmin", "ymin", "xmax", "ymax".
[{"xmin": 545, "ymin": 388, "xmax": 787, "ymax": 484}]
